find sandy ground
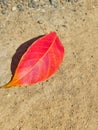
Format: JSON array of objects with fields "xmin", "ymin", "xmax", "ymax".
[{"xmin": 0, "ymin": 0, "xmax": 98, "ymax": 130}]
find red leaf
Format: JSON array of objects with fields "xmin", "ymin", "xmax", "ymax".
[{"xmin": 2, "ymin": 32, "xmax": 64, "ymax": 88}]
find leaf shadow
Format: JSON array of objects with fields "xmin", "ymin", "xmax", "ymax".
[{"xmin": 11, "ymin": 35, "xmax": 44, "ymax": 78}]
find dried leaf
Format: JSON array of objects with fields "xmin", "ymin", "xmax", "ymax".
[{"xmin": 2, "ymin": 32, "xmax": 64, "ymax": 88}]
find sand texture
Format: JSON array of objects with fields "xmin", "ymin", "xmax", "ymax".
[{"xmin": 0, "ymin": 0, "xmax": 98, "ymax": 130}]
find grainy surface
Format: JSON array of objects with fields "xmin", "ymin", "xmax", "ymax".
[{"xmin": 0, "ymin": 0, "xmax": 98, "ymax": 130}]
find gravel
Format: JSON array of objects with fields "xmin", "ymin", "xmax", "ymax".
[{"xmin": 0, "ymin": 0, "xmax": 78, "ymax": 15}]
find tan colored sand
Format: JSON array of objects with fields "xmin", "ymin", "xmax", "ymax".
[{"xmin": 0, "ymin": 1, "xmax": 98, "ymax": 130}]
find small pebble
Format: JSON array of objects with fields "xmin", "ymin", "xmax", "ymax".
[
  {"xmin": 17, "ymin": 4, "xmax": 23, "ymax": 11},
  {"xmin": 37, "ymin": 20, "xmax": 43, "ymax": 24},
  {"xmin": 28, "ymin": 0, "xmax": 38, "ymax": 8},
  {"xmin": 12, "ymin": 6, "xmax": 16, "ymax": 11},
  {"xmin": 28, "ymin": 3, "xmax": 33, "ymax": 8},
  {"xmin": 1, "ymin": 10, "xmax": 6, "ymax": 14},
  {"xmin": 50, "ymin": 0, "xmax": 58, "ymax": 8},
  {"xmin": 2, "ymin": 0, "xmax": 7, "ymax": 5}
]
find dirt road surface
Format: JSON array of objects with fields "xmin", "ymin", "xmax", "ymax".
[{"xmin": 0, "ymin": 0, "xmax": 98, "ymax": 130}]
